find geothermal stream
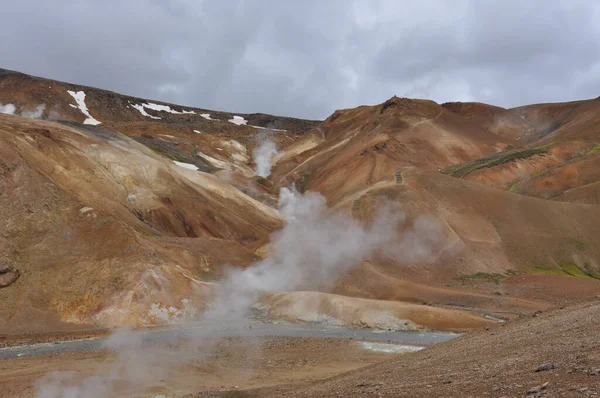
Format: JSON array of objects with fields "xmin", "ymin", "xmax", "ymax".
[{"xmin": 0, "ymin": 322, "xmax": 458, "ymax": 360}]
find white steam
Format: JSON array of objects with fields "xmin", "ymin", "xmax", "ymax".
[
  {"xmin": 0, "ymin": 103, "xmax": 46, "ymax": 119},
  {"xmin": 21, "ymin": 104, "xmax": 46, "ymax": 119},
  {"xmin": 35, "ymin": 188, "xmax": 441, "ymax": 397},
  {"xmin": 253, "ymin": 135, "xmax": 281, "ymax": 177},
  {"xmin": 0, "ymin": 103, "xmax": 16, "ymax": 115}
]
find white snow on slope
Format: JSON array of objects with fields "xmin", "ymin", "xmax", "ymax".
[
  {"xmin": 0, "ymin": 103, "xmax": 16, "ymax": 115},
  {"xmin": 173, "ymin": 161, "xmax": 198, "ymax": 170},
  {"xmin": 130, "ymin": 102, "xmax": 161, "ymax": 119},
  {"xmin": 143, "ymin": 102, "xmax": 183, "ymax": 114},
  {"xmin": 249, "ymin": 124, "xmax": 287, "ymax": 132},
  {"xmin": 228, "ymin": 115, "xmax": 248, "ymax": 126},
  {"xmin": 67, "ymin": 90, "xmax": 101, "ymax": 125},
  {"xmin": 200, "ymin": 113, "xmax": 213, "ymax": 120},
  {"xmin": 130, "ymin": 102, "xmax": 194, "ymax": 118},
  {"xmin": 193, "ymin": 130, "xmax": 201, "ymax": 134}
]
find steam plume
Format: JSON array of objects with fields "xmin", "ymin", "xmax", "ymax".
[
  {"xmin": 35, "ymin": 188, "xmax": 441, "ymax": 397},
  {"xmin": 0, "ymin": 103, "xmax": 16, "ymax": 115},
  {"xmin": 253, "ymin": 132, "xmax": 280, "ymax": 177},
  {"xmin": 21, "ymin": 104, "xmax": 46, "ymax": 119},
  {"xmin": 0, "ymin": 103, "xmax": 47, "ymax": 119}
]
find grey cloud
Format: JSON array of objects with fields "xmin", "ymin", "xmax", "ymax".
[{"xmin": 3, "ymin": 0, "xmax": 600, "ymax": 119}]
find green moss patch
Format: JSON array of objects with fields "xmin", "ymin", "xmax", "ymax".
[
  {"xmin": 587, "ymin": 143, "xmax": 600, "ymax": 155},
  {"xmin": 455, "ymin": 272, "xmax": 505, "ymax": 284},
  {"xmin": 442, "ymin": 148, "xmax": 548, "ymax": 178},
  {"xmin": 528, "ymin": 262, "xmax": 598, "ymax": 280}
]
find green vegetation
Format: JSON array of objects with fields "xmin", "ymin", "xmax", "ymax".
[
  {"xmin": 508, "ymin": 183, "xmax": 520, "ymax": 193},
  {"xmin": 456, "ymin": 272, "xmax": 506, "ymax": 284},
  {"xmin": 559, "ymin": 262, "xmax": 594, "ymax": 279},
  {"xmin": 587, "ymin": 143, "xmax": 600, "ymax": 155},
  {"xmin": 135, "ymin": 138, "xmax": 186, "ymax": 162},
  {"xmin": 442, "ymin": 148, "xmax": 548, "ymax": 178},
  {"xmin": 529, "ymin": 264, "xmax": 568, "ymax": 277},
  {"xmin": 528, "ymin": 262, "xmax": 598, "ymax": 280}
]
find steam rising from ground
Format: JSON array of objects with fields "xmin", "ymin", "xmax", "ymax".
[
  {"xmin": 0, "ymin": 103, "xmax": 46, "ymax": 119},
  {"xmin": 21, "ymin": 104, "xmax": 46, "ymax": 119},
  {"xmin": 35, "ymin": 188, "xmax": 441, "ymax": 397},
  {"xmin": 0, "ymin": 103, "xmax": 16, "ymax": 115},
  {"xmin": 253, "ymin": 131, "xmax": 281, "ymax": 177}
]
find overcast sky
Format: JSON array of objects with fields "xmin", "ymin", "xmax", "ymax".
[{"xmin": 4, "ymin": 0, "xmax": 600, "ymax": 119}]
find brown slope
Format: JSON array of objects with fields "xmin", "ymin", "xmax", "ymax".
[
  {"xmin": 442, "ymin": 101, "xmax": 530, "ymax": 140},
  {"xmin": 321, "ymin": 167, "xmax": 600, "ymax": 316},
  {"xmin": 0, "ymin": 67, "xmax": 320, "ymax": 195},
  {"xmin": 272, "ymin": 96, "xmax": 511, "ymax": 203},
  {"xmin": 442, "ymin": 98, "xmax": 600, "ymax": 202},
  {"xmin": 0, "ymin": 113, "xmax": 283, "ymax": 334},
  {"xmin": 274, "ymin": 299, "xmax": 600, "ymax": 398}
]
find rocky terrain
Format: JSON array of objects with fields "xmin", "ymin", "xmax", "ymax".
[{"xmin": 266, "ymin": 298, "xmax": 600, "ymax": 397}]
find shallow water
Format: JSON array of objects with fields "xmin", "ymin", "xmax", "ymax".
[{"xmin": 0, "ymin": 321, "xmax": 458, "ymax": 360}]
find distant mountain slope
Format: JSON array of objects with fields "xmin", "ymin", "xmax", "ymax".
[
  {"xmin": 441, "ymin": 97, "xmax": 600, "ymax": 203},
  {"xmin": 1, "ymin": 68, "xmax": 600, "ymax": 335},
  {"xmin": 271, "ymin": 96, "xmax": 512, "ymax": 202}
]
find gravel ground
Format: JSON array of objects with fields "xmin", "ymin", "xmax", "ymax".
[{"xmin": 264, "ymin": 298, "xmax": 600, "ymax": 397}]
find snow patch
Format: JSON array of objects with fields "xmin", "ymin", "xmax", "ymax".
[
  {"xmin": 173, "ymin": 161, "xmax": 199, "ymax": 170},
  {"xmin": 228, "ymin": 115, "xmax": 248, "ymax": 126},
  {"xmin": 130, "ymin": 102, "xmax": 161, "ymax": 119},
  {"xmin": 359, "ymin": 342, "xmax": 424, "ymax": 353},
  {"xmin": 193, "ymin": 130, "xmax": 202, "ymax": 134},
  {"xmin": 79, "ymin": 207, "xmax": 94, "ymax": 214},
  {"xmin": 67, "ymin": 90, "xmax": 101, "ymax": 125},
  {"xmin": 130, "ymin": 102, "xmax": 192, "ymax": 118},
  {"xmin": 250, "ymin": 125, "xmax": 287, "ymax": 132},
  {"xmin": 200, "ymin": 113, "xmax": 213, "ymax": 120},
  {"xmin": 143, "ymin": 102, "xmax": 183, "ymax": 114}
]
